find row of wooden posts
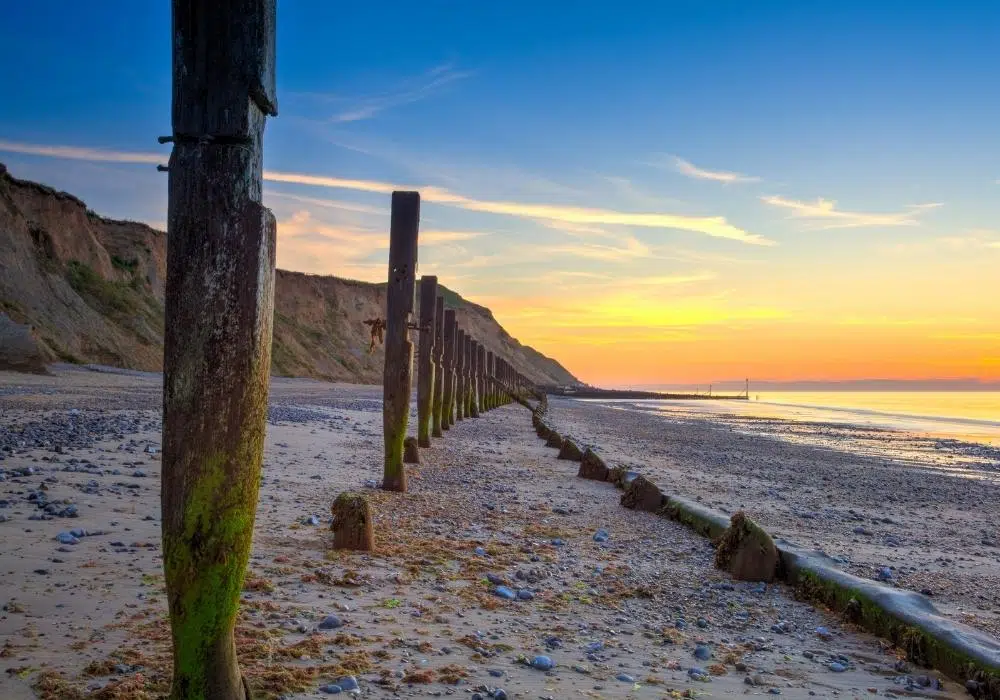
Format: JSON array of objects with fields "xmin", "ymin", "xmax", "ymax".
[
  {"xmin": 158, "ymin": 3, "xmax": 537, "ymax": 696},
  {"xmin": 381, "ymin": 191, "xmax": 534, "ymax": 492}
]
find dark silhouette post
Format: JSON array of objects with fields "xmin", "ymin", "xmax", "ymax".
[
  {"xmin": 381, "ymin": 191, "xmax": 420, "ymax": 491},
  {"xmin": 161, "ymin": 1, "xmax": 278, "ymax": 698},
  {"xmin": 431, "ymin": 296, "xmax": 444, "ymax": 437},
  {"xmin": 441, "ymin": 309, "xmax": 456, "ymax": 430},
  {"xmin": 416, "ymin": 276, "xmax": 437, "ymax": 447},
  {"xmin": 455, "ymin": 328, "xmax": 465, "ymax": 421}
]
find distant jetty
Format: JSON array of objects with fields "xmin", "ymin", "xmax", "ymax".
[{"xmin": 545, "ymin": 386, "xmax": 748, "ymax": 401}]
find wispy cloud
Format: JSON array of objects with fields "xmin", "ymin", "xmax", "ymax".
[
  {"xmin": 0, "ymin": 139, "xmax": 771, "ymax": 246},
  {"xmin": 671, "ymin": 156, "xmax": 760, "ymax": 184},
  {"xmin": 761, "ymin": 195, "xmax": 943, "ymax": 229},
  {"xmin": 0, "ymin": 139, "xmax": 161, "ymax": 164},
  {"xmin": 321, "ymin": 63, "xmax": 472, "ymax": 123},
  {"xmin": 264, "ymin": 190, "xmax": 383, "ymax": 215}
]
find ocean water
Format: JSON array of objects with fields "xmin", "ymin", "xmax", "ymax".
[{"xmin": 589, "ymin": 391, "xmax": 1000, "ymax": 480}]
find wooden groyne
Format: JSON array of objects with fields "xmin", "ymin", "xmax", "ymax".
[{"xmin": 545, "ymin": 386, "xmax": 748, "ymax": 401}]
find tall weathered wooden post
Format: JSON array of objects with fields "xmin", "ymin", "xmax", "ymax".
[
  {"xmin": 449, "ymin": 316, "xmax": 460, "ymax": 422},
  {"xmin": 162, "ymin": 2, "xmax": 277, "ymax": 697},
  {"xmin": 487, "ymin": 351, "xmax": 496, "ymax": 409},
  {"xmin": 416, "ymin": 276, "xmax": 437, "ymax": 447},
  {"xmin": 381, "ymin": 191, "xmax": 420, "ymax": 491},
  {"xmin": 464, "ymin": 336, "xmax": 474, "ymax": 417},
  {"xmin": 469, "ymin": 339, "xmax": 480, "ymax": 418},
  {"xmin": 477, "ymin": 345, "xmax": 486, "ymax": 414},
  {"xmin": 455, "ymin": 328, "xmax": 465, "ymax": 421},
  {"xmin": 441, "ymin": 309, "xmax": 456, "ymax": 430},
  {"xmin": 431, "ymin": 296, "xmax": 444, "ymax": 438}
]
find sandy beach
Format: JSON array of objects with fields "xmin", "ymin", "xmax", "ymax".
[
  {"xmin": 0, "ymin": 367, "xmax": 971, "ymax": 698},
  {"xmin": 546, "ymin": 397, "xmax": 1000, "ymax": 641}
]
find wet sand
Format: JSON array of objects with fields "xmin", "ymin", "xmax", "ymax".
[{"xmin": 0, "ymin": 367, "xmax": 969, "ymax": 698}]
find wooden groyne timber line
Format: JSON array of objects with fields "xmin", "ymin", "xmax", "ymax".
[
  {"xmin": 545, "ymin": 386, "xmax": 749, "ymax": 400},
  {"xmin": 149, "ymin": 2, "xmax": 990, "ymax": 697}
]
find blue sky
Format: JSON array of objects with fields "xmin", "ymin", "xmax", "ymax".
[{"xmin": 1, "ymin": 1, "xmax": 999, "ymax": 383}]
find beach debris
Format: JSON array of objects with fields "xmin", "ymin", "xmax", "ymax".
[
  {"xmin": 620, "ymin": 473, "xmax": 666, "ymax": 512},
  {"xmin": 714, "ymin": 510, "xmax": 779, "ymax": 582},
  {"xmin": 330, "ymin": 491, "xmax": 374, "ymax": 551}
]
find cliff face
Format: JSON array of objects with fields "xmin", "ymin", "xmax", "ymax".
[{"xmin": 0, "ymin": 163, "xmax": 579, "ymax": 386}]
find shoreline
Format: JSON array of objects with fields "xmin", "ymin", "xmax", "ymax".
[
  {"xmin": 548, "ymin": 395, "xmax": 1000, "ymax": 642},
  {"xmin": 0, "ymin": 367, "xmax": 971, "ymax": 698}
]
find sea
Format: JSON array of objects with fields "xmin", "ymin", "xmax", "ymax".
[{"xmin": 587, "ymin": 391, "xmax": 1000, "ymax": 480}]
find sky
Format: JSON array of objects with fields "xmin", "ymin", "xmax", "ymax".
[{"xmin": 1, "ymin": 1, "xmax": 999, "ymax": 387}]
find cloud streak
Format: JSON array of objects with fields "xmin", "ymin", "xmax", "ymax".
[
  {"xmin": 0, "ymin": 138, "xmax": 771, "ymax": 246},
  {"xmin": 761, "ymin": 195, "xmax": 943, "ymax": 229},
  {"xmin": 324, "ymin": 63, "xmax": 472, "ymax": 123},
  {"xmin": 672, "ymin": 156, "xmax": 760, "ymax": 184}
]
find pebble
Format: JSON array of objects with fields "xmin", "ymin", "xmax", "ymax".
[
  {"xmin": 829, "ymin": 662, "xmax": 847, "ymax": 672},
  {"xmin": 616, "ymin": 673, "xmax": 635, "ymax": 682},
  {"xmin": 55, "ymin": 531, "xmax": 79, "ymax": 545},
  {"xmin": 593, "ymin": 528, "xmax": 610, "ymax": 543},
  {"xmin": 319, "ymin": 685, "xmax": 342, "ymax": 694},
  {"xmin": 694, "ymin": 643, "xmax": 712, "ymax": 660},
  {"xmin": 530, "ymin": 655, "xmax": 554, "ymax": 671},
  {"xmin": 318, "ymin": 614, "xmax": 343, "ymax": 630},
  {"xmin": 516, "ymin": 589, "xmax": 534, "ymax": 600},
  {"xmin": 338, "ymin": 676, "xmax": 359, "ymax": 691},
  {"xmin": 494, "ymin": 586, "xmax": 516, "ymax": 601}
]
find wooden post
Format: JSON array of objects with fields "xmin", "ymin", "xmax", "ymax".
[
  {"xmin": 331, "ymin": 492, "xmax": 374, "ymax": 551},
  {"xmin": 431, "ymin": 296, "xmax": 444, "ymax": 438},
  {"xmin": 477, "ymin": 345, "xmax": 486, "ymax": 414},
  {"xmin": 457, "ymin": 328, "xmax": 467, "ymax": 421},
  {"xmin": 469, "ymin": 340, "xmax": 480, "ymax": 418},
  {"xmin": 464, "ymin": 335, "xmax": 474, "ymax": 417},
  {"xmin": 381, "ymin": 191, "xmax": 420, "ymax": 492},
  {"xmin": 162, "ymin": 2, "xmax": 277, "ymax": 698},
  {"xmin": 441, "ymin": 309, "xmax": 456, "ymax": 430},
  {"xmin": 486, "ymin": 351, "xmax": 495, "ymax": 409},
  {"xmin": 416, "ymin": 276, "xmax": 437, "ymax": 447}
]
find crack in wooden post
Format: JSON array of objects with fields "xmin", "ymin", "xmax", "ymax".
[
  {"xmin": 381, "ymin": 191, "xmax": 420, "ymax": 492},
  {"xmin": 162, "ymin": 2, "xmax": 277, "ymax": 698},
  {"xmin": 416, "ymin": 276, "xmax": 437, "ymax": 448},
  {"xmin": 441, "ymin": 309, "xmax": 456, "ymax": 431},
  {"xmin": 431, "ymin": 296, "xmax": 445, "ymax": 438},
  {"xmin": 455, "ymin": 328, "xmax": 465, "ymax": 421}
]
